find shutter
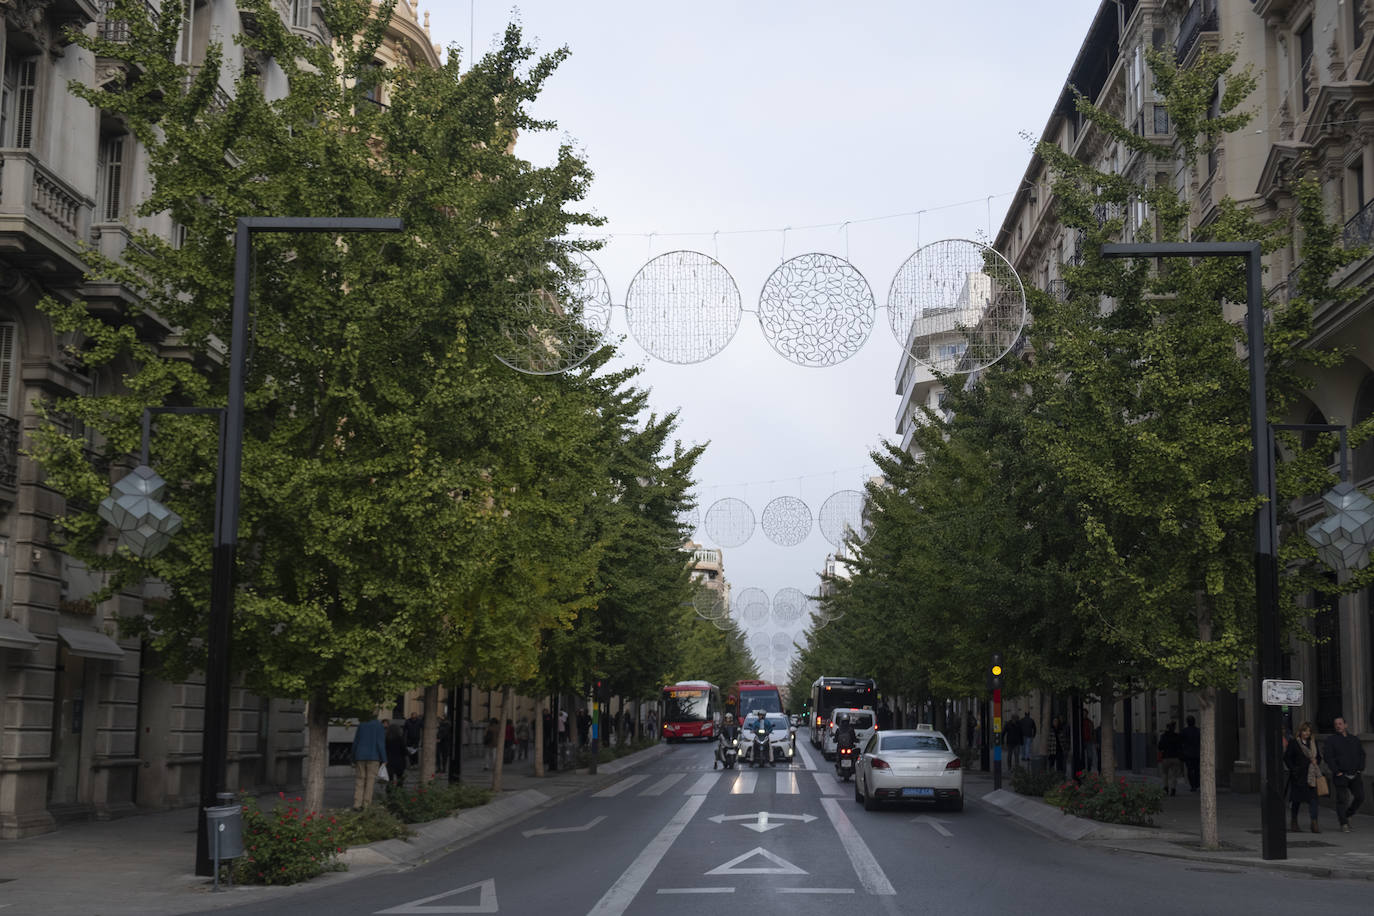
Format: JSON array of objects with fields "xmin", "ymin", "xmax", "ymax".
[
  {"xmin": 0, "ymin": 324, "xmax": 15, "ymax": 415},
  {"xmin": 14, "ymin": 60, "xmax": 35, "ymax": 149}
]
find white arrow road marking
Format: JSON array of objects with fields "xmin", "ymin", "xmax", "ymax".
[
  {"xmin": 705, "ymin": 846, "xmax": 808, "ymax": 876},
  {"xmin": 911, "ymin": 814, "xmax": 953, "ymax": 837},
  {"xmin": 707, "ymin": 811, "xmax": 818, "ymax": 833},
  {"xmin": 820, "ymin": 797, "xmax": 896, "ymax": 895},
  {"xmin": 522, "ymin": 815, "xmax": 606, "ymax": 838},
  {"xmin": 587, "ymin": 794, "xmax": 705, "ymax": 916},
  {"xmin": 375, "ymin": 879, "xmax": 497, "ymax": 914}
]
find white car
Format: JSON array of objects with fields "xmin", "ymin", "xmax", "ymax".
[
  {"xmin": 821, "ymin": 707, "xmax": 875, "ymax": 759},
  {"xmin": 853, "ymin": 727, "xmax": 964, "ymax": 811}
]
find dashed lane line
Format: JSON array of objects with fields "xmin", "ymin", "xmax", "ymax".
[
  {"xmin": 811, "ymin": 771, "xmax": 848, "ymax": 796},
  {"xmin": 592, "ymin": 774, "xmax": 648, "ymax": 798}
]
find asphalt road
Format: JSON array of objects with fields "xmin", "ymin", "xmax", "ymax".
[{"xmin": 186, "ymin": 734, "xmax": 1373, "ymax": 916}]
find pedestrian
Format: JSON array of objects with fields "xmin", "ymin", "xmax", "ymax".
[
  {"xmin": 1158, "ymin": 721, "xmax": 1184, "ymax": 796},
  {"xmin": 404, "ymin": 711, "xmax": 422, "ymax": 766},
  {"xmin": 577, "ymin": 708, "xmax": 591, "ymax": 746},
  {"xmin": 482, "ymin": 717, "xmax": 499, "ymax": 771},
  {"xmin": 436, "ymin": 715, "xmax": 452, "ymax": 773},
  {"xmin": 1019, "ymin": 710, "xmax": 1036, "ymax": 766},
  {"xmin": 558, "ymin": 708, "xmax": 569, "ymax": 748},
  {"xmin": 1325, "ymin": 716, "xmax": 1366, "ymax": 832},
  {"xmin": 1004, "ymin": 713, "xmax": 1023, "ymax": 769},
  {"xmin": 622, "ymin": 709, "xmax": 634, "ymax": 742},
  {"xmin": 351, "ymin": 714, "xmax": 387, "ymax": 809},
  {"xmin": 386, "ymin": 719, "xmax": 409, "ymax": 786},
  {"xmin": 1180, "ymin": 715, "xmax": 1201, "ymax": 792},
  {"xmin": 1081, "ymin": 708, "xmax": 1098, "ymax": 774},
  {"xmin": 543, "ymin": 709, "xmax": 556, "ymax": 768},
  {"xmin": 504, "ymin": 718, "xmax": 516, "ymax": 764},
  {"xmin": 877, "ymin": 700, "xmax": 893, "ymax": 731},
  {"xmin": 1047, "ymin": 715, "xmax": 1068, "ymax": 776},
  {"xmin": 647, "ymin": 708, "xmax": 658, "ymax": 739},
  {"xmin": 516, "ymin": 716, "xmax": 531, "ymax": 760},
  {"xmin": 1284, "ymin": 720, "xmax": 1324, "ymax": 833}
]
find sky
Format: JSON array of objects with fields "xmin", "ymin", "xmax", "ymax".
[{"xmin": 422, "ymin": 1, "xmax": 1103, "ymax": 681}]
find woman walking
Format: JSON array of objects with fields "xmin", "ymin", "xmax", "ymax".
[{"xmin": 1284, "ymin": 721, "xmax": 1324, "ymax": 833}]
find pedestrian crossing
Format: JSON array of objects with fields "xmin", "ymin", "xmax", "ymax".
[{"xmin": 592, "ymin": 768, "xmax": 853, "ymax": 800}]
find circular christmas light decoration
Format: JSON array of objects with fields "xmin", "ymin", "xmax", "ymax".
[
  {"xmin": 772, "ymin": 587, "xmax": 808, "ymax": 625},
  {"xmin": 734, "ymin": 587, "xmax": 770, "ymax": 626},
  {"xmin": 887, "ymin": 238, "xmax": 1026, "ymax": 374},
  {"xmin": 693, "ymin": 590, "xmax": 727, "ymax": 620},
  {"xmin": 757, "ymin": 252, "xmax": 877, "ymax": 367},
  {"xmin": 748, "ymin": 631, "xmax": 771, "ymax": 658},
  {"xmin": 625, "ymin": 250, "xmax": 742, "ymax": 363},
  {"xmin": 494, "ymin": 251, "xmax": 614, "ymax": 375},
  {"xmin": 761, "ymin": 495, "xmax": 812, "ymax": 546},
  {"xmin": 711, "ymin": 615, "xmax": 731, "ymax": 631},
  {"xmin": 819, "ymin": 489, "xmax": 866, "ymax": 547},
  {"xmin": 704, "ymin": 497, "xmax": 755, "ymax": 548},
  {"xmin": 771, "ymin": 631, "xmax": 794, "ymax": 655}
]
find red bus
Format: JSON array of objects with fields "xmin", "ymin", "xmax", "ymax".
[
  {"xmin": 730, "ymin": 679, "xmax": 783, "ymax": 718},
  {"xmin": 661, "ymin": 681, "xmax": 721, "ymax": 742}
]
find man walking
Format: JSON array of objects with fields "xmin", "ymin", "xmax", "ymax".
[
  {"xmin": 351, "ymin": 714, "xmax": 387, "ymax": 810},
  {"xmin": 1181, "ymin": 715, "xmax": 1201, "ymax": 792},
  {"xmin": 1325, "ymin": 716, "xmax": 1367, "ymax": 832},
  {"xmin": 1004, "ymin": 712, "xmax": 1023, "ymax": 769},
  {"xmin": 1019, "ymin": 710, "xmax": 1036, "ymax": 766}
]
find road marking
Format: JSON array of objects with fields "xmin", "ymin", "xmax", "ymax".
[
  {"xmin": 522, "ymin": 815, "xmax": 606, "ymax": 838},
  {"xmin": 811, "ymin": 771, "xmax": 848, "ymax": 796},
  {"xmin": 820, "ymin": 797, "xmax": 896, "ymax": 895},
  {"xmin": 794, "ymin": 740, "xmax": 818, "ymax": 770},
  {"xmin": 776, "ymin": 770, "xmax": 799, "ymax": 794},
  {"xmin": 776, "ymin": 888, "xmax": 856, "ymax": 894},
  {"xmin": 911, "ymin": 814, "xmax": 953, "ymax": 837},
  {"xmin": 656, "ymin": 888, "xmax": 736, "ymax": 894},
  {"xmin": 640, "ymin": 773, "xmax": 685, "ymax": 796},
  {"xmin": 705, "ymin": 847, "xmax": 807, "ymax": 876},
  {"xmin": 685, "ymin": 772, "xmax": 721, "ymax": 795},
  {"xmin": 592, "ymin": 774, "xmax": 648, "ymax": 797},
  {"xmin": 708, "ymin": 811, "xmax": 818, "ymax": 833},
  {"xmin": 730, "ymin": 770, "xmax": 758, "ymax": 794},
  {"xmin": 376, "ymin": 879, "xmax": 497, "ymax": 914},
  {"xmin": 586, "ymin": 794, "xmax": 706, "ymax": 916}
]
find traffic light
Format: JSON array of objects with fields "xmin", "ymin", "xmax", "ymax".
[{"xmin": 990, "ymin": 653, "xmax": 1003, "ymax": 690}]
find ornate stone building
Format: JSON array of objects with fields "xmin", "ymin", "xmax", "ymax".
[{"xmin": 0, "ymin": 0, "xmax": 441, "ymax": 839}]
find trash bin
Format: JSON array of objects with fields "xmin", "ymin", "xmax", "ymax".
[{"xmin": 205, "ymin": 803, "xmax": 244, "ymax": 889}]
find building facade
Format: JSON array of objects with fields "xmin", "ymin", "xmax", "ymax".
[
  {"xmin": 0, "ymin": 0, "xmax": 441, "ymax": 839},
  {"xmin": 987, "ymin": 0, "xmax": 1373, "ymax": 785}
]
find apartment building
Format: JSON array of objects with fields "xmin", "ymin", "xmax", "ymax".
[
  {"xmin": 985, "ymin": 0, "xmax": 1373, "ymax": 779},
  {"xmin": 0, "ymin": 0, "xmax": 441, "ymax": 839}
]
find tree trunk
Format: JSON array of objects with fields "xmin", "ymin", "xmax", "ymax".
[
  {"xmin": 1099, "ymin": 679, "xmax": 1117, "ymax": 782},
  {"xmin": 1200, "ymin": 685, "xmax": 1219, "ymax": 849},
  {"xmin": 421, "ymin": 684, "xmax": 439, "ymax": 781},
  {"xmin": 492, "ymin": 686, "xmax": 513, "ymax": 792},
  {"xmin": 304, "ymin": 692, "xmax": 329, "ymax": 814},
  {"xmin": 533, "ymin": 695, "xmax": 545, "ymax": 777}
]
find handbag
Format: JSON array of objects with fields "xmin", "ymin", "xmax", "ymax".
[
  {"xmin": 378, "ymin": 762, "xmax": 389, "ymax": 781},
  {"xmin": 1316, "ymin": 773, "xmax": 1330, "ymax": 797}
]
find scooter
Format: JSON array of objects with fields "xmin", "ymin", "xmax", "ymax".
[
  {"xmin": 715, "ymin": 733, "xmax": 739, "ymax": 770},
  {"xmin": 750, "ymin": 724, "xmax": 772, "ymax": 767},
  {"xmin": 835, "ymin": 743, "xmax": 856, "ymax": 781}
]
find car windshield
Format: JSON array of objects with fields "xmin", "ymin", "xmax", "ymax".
[
  {"xmin": 880, "ymin": 734, "xmax": 950, "ymax": 752},
  {"xmin": 763, "ymin": 714, "xmax": 789, "ymax": 732}
]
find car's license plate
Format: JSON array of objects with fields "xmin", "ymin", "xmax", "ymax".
[{"xmin": 902, "ymin": 787, "xmax": 935, "ymax": 798}]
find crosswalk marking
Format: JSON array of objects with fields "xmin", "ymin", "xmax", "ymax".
[
  {"xmin": 640, "ymin": 773, "xmax": 685, "ymax": 796},
  {"xmin": 811, "ymin": 771, "xmax": 848, "ymax": 796},
  {"xmin": 593, "ymin": 774, "xmax": 648, "ymax": 797},
  {"xmin": 684, "ymin": 773, "xmax": 721, "ymax": 795},
  {"xmin": 776, "ymin": 771, "xmax": 799, "ymax": 794},
  {"xmin": 730, "ymin": 771, "xmax": 758, "ymax": 794}
]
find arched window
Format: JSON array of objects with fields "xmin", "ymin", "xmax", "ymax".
[{"xmin": 1354, "ymin": 373, "xmax": 1374, "ymax": 483}]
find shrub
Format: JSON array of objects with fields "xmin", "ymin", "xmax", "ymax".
[
  {"xmin": 329, "ymin": 804, "xmax": 409, "ymax": 846},
  {"xmin": 1010, "ymin": 765, "xmax": 1060, "ymax": 797},
  {"xmin": 1043, "ymin": 772, "xmax": 1164, "ymax": 827},
  {"xmin": 233, "ymin": 793, "xmax": 344, "ymax": 886},
  {"xmin": 384, "ymin": 779, "xmax": 491, "ymax": 824}
]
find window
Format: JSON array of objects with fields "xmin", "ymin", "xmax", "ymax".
[
  {"xmin": 1354, "ymin": 374, "xmax": 1374, "ymax": 482},
  {"xmin": 1299, "ymin": 20, "xmax": 1315, "ymax": 110},
  {"xmin": 2, "ymin": 57, "xmax": 37, "ymax": 148},
  {"xmin": 1313, "ymin": 589, "xmax": 1342, "ymax": 732},
  {"xmin": 1355, "ymin": 0, "xmax": 1368, "ymax": 49},
  {"xmin": 0, "ymin": 323, "xmax": 14, "ymax": 415},
  {"xmin": 291, "ymin": 0, "xmax": 311, "ymax": 28},
  {"xmin": 97, "ymin": 135, "xmax": 126, "ymax": 222},
  {"xmin": 1207, "ymin": 84, "xmax": 1221, "ymax": 177}
]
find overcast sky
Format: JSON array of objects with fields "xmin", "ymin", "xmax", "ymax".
[{"xmin": 423, "ymin": 1, "xmax": 1102, "ymax": 680}]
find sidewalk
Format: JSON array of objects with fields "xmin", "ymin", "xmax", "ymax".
[
  {"xmin": 970, "ymin": 769, "xmax": 1374, "ymax": 881},
  {"xmin": 0, "ymin": 743, "xmax": 668, "ymax": 916}
]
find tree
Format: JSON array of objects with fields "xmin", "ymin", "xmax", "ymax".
[{"xmin": 34, "ymin": 1, "xmax": 612, "ymax": 810}]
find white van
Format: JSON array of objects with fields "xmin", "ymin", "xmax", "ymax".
[{"xmin": 821, "ymin": 707, "xmax": 876, "ymax": 759}]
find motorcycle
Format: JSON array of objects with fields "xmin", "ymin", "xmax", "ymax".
[
  {"xmin": 750, "ymin": 724, "xmax": 773, "ymax": 767},
  {"xmin": 835, "ymin": 743, "xmax": 856, "ymax": 781},
  {"xmin": 715, "ymin": 733, "xmax": 740, "ymax": 770}
]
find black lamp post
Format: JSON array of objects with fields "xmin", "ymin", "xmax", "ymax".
[
  {"xmin": 1098, "ymin": 241, "xmax": 1287, "ymax": 860},
  {"xmin": 193, "ymin": 216, "xmax": 404, "ymax": 876}
]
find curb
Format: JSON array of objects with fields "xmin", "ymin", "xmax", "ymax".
[{"xmin": 593, "ymin": 742, "xmax": 671, "ymax": 775}]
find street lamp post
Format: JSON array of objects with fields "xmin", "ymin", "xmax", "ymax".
[
  {"xmin": 1098, "ymin": 241, "xmax": 1288, "ymax": 860},
  {"xmin": 193, "ymin": 216, "xmax": 404, "ymax": 876}
]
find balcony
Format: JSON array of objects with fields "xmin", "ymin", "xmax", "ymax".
[
  {"xmin": 97, "ymin": 0, "xmax": 158, "ymax": 42},
  {"xmin": 0, "ymin": 151, "xmax": 94, "ymax": 284},
  {"xmin": 1176, "ymin": 1, "xmax": 1219, "ymax": 65},
  {"xmin": 1343, "ymin": 197, "xmax": 1374, "ymax": 248},
  {"xmin": 0, "ymin": 415, "xmax": 17, "ymax": 493}
]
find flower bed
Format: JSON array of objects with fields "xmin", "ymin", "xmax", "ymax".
[
  {"xmin": 234, "ymin": 793, "xmax": 345, "ymax": 886},
  {"xmin": 1043, "ymin": 773, "xmax": 1164, "ymax": 827}
]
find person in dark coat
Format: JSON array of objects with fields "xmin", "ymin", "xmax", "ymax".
[
  {"xmin": 1004, "ymin": 715, "xmax": 1023, "ymax": 769},
  {"xmin": 1158, "ymin": 722, "xmax": 1184, "ymax": 796},
  {"xmin": 1325, "ymin": 716, "xmax": 1367, "ymax": 832},
  {"xmin": 1284, "ymin": 721, "xmax": 1324, "ymax": 833},
  {"xmin": 385, "ymin": 721, "xmax": 408, "ymax": 787},
  {"xmin": 1180, "ymin": 715, "xmax": 1202, "ymax": 792}
]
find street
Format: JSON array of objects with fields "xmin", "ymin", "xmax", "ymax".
[{"xmin": 184, "ymin": 734, "xmax": 1374, "ymax": 916}]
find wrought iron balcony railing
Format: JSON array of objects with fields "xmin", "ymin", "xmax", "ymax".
[
  {"xmin": 1343, "ymin": 197, "xmax": 1374, "ymax": 248},
  {"xmin": 1176, "ymin": 1, "xmax": 1219, "ymax": 64}
]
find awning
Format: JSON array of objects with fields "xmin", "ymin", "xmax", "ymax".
[
  {"xmin": 57, "ymin": 627, "xmax": 125, "ymax": 661},
  {"xmin": 0, "ymin": 618, "xmax": 38, "ymax": 651}
]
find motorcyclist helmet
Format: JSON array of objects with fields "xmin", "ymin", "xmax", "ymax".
[{"xmin": 724, "ymin": 713, "xmax": 735, "ymax": 724}]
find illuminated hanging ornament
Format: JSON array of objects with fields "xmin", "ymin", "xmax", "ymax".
[{"xmin": 757, "ymin": 252, "xmax": 876, "ymax": 367}]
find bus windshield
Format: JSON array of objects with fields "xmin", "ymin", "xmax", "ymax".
[
  {"xmin": 663, "ymin": 688, "xmax": 710, "ymax": 722},
  {"xmin": 739, "ymin": 690, "xmax": 781, "ymax": 716}
]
